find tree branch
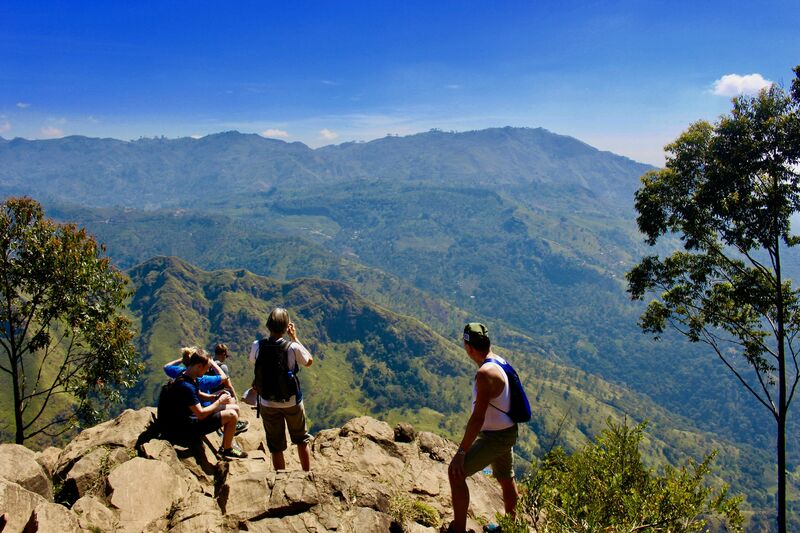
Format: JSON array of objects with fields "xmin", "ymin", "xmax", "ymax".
[{"xmin": 700, "ymin": 329, "xmax": 776, "ymax": 417}]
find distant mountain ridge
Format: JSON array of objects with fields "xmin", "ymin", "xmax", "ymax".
[{"xmin": 0, "ymin": 127, "xmax": 652, "ymax": 209}]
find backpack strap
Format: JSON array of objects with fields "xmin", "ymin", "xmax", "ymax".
[{"xmin": 481, "ymin": 358, "xmax": 512, "ymax": 418}]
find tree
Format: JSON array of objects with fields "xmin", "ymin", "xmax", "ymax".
[
  {"xmin": 626, "ymin": 66, "xmax": 800, "ymax": 532},
  {"xmin": 0, "ymin": 197, "xmax": 142, "ymax": 444},
  {"xmin": 502, "ymin": 419, "xmax": 743, "ymax": 532}
]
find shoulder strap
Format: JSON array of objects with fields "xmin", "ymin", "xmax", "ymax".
[{"xmin": 481, "ymin": 358, "xmax": 511, "ymax": 416}]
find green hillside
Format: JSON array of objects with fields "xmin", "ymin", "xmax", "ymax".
[{"xmin": 124, "ymin": 256, "xmax": 775, "ymax": 514}]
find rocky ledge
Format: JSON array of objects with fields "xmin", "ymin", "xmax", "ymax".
[{"xmin": 0, "ymin": 406, "xmax": 504, "ymax": 532}]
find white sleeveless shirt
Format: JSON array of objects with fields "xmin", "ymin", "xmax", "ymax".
[{"xmin": 472, "ymin": 354, "xmax": 514, "ymax": 431}]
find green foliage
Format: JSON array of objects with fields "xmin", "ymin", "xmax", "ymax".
[
  {"xmin": 627, "ymin": 66, "xmax": 800, "ymax": 530},
  {"xmin": 389, "ymin": 493, "xmax": 442, "ymax": 530},
  {"xmin": 515, "ymin": 419, "xmax": 743, "ymax": 532},
  {"xmin": 0, "ymin": 197, "xmax": 142, "ymax": 445}
]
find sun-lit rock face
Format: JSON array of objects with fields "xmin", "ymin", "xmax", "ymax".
[{"xmin": 0, "ymin": 407, "xmax": 505, "ymax": 532}]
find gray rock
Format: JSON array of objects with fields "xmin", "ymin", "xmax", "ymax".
[
  {"xmin": 72, "ymin": 494, "xmax": 119, "ymax": 532},
  {"xmin": 341, "ymin": 507, "xmax": 394, "ymax": 532},
  {"xmin": 35, "ymin": 446, "xmax": 62, "ymax": 479},
  {"xmin": 107, "ymin": 457, "xmax": 185, "ymax": 533},
  {"xmin": 246, "ymin": 512, "xmax": 332, "ymax": 532},
  {"xmin": 24, "ymin": 501, "xmax": 81, "ymax": 533},
  {"xmin": 0, "ymin": 478, "xmax": 48, "ymax": 533},
  {"xmin": 56, "ymin": 408, "xmax": 156, "ymax": 478},
  {"xmin": 218, "ymin": 469, "xmax": 319, "ymax": 524},
  {"xmin": 63, "ymin": 446, "xmax": 132, "ymax": 502},
  {"xmin": 166, "ymin": 492, "xmax": 225, "ymax": 533},
  {"xmin": 394, "ymin": 422, "xmax": 416, "ymax": 443},
  {"xmin": 0, "ymin": 444, "xmax": 53, "ymax": 501},
  {"xmin": 418, "ymin": 431, "xmax": 455, "ymax": 462},
  {"xmin": 341, "ymin": 416, "xmax": 395, "ymax": 447}
]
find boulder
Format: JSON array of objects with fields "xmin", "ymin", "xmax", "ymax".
[
  {"xmin": 246, "ymin": 512, "xmax": 331, "ymax": 533},
  {"xmin": 165, "ymin": 492, "xmax": 225, "ymax": 533},
  {"xmin": 418, "ymin": 431, "xmax": 455, "ymax": 462},
  {"xmin": 394, "ymin": 422, "xmax": 417, "ymax": 443},
  {"xmin": 106, "ymin": 457, "xmax": 185, "ymax": 533},
  {"xmin": 0, "ymin": 444, "xmax": 53, "ymax": 500},
  {"xmin": 35, "ymin": 446, "xmax": 62, "ymax": 479},
  {"xmin": 218, "ymin": 470, "xmax": 318, "ymax": 524},
  {"xmin": 0, "ymin": 478, "xmax": 48, "ymax": 533},
  {"xmin": 72, "ymin": 495, "xmax": 118, "ymax": 532},
  {"xmin": 140, "ymin": 439, "xmax": 205, "ymax": 495},
  {"xmin": 342, "ymin": 507, "xmax": 394, "ymax": 532},
  {"xmin": 63, "ymin": 446, "xmax": 132, "ymax": 502},
  {"xmin": 341, "ymin": 416, "xmax": 395, "ymax": 448},
  {"xmin": 24, "ymin": 501, "xmax": 81, "ymax": 533},
  {"xmin": 56, "ymin": 408, "xmax": 156, "ymax": 477}
]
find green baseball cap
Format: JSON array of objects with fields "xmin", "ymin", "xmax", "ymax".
[{"xmin": 463, "ymin": 322, "xmax": 489, "ymax": 343}]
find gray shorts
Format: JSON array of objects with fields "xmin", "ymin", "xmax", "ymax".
[
  {"xmin": 463, "ymin": 424, "xmax": 518, "ymax": 479},
  {"xmin": 259, "ymin": 402, "xmax": 311, "ymax": 453}
]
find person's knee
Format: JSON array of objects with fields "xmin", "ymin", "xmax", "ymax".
[
  {"xmin": 221, "ymin": 410, "xmax": 238, "ymax": 423},
  {"xmin": 448, "ymin": 469, "xmax": 466, "ymax": 484}
]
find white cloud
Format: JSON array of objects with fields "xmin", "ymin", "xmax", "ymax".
[
  {"xmin": 40, "ymin": 126, "xmax": 65, "ymax": 138},
  {"xmin": 87, "ymin": 115, "xmax": 100, "ymax": 124},
  {"xmin": 16, "ymin": 102, "xmax": 31, "ymax": 109},
  {"xmin": 319, "ymin": 128, "xmax": 338, "ymax": 140},
  {"xmin": 0, "ymin": 121, "xmax": 11, "ymax": 134},
  {"xmin": 712, "ymin": 73, "xmax": 773, "ymax": 97},
  {"xmin": 261, "ymin": 128, "xmax": 289, "ymax": 138},
  {"xmin": 190, "ymin": 134, "xmax": 203, "ymax": 139}
]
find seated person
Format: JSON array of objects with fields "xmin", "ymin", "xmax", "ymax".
[
  {"xmin": 165, "ymin": 347, "xmax": 236, "ymax": 404},
  {"xmin": 211, "ymin": 343, "xmax": 231, "ymax": 376},
  {"xmin": 157, "ymin": 350, "xmax": 248, "ymax": 459},
  {"xmin": 164, "ymin": 347, "xmax": 248, "ymax": 433}
]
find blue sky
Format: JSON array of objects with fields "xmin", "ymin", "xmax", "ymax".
[{"xmin": 1, "ymin": 1, "xmax": 798, "ymax": 165}]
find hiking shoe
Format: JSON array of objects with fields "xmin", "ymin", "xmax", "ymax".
[
  {"xmin": 219, "ymin": 446, "xmax": 248, "ymax": 459},
  {"xmin": 235, "ymin": 420, "xmax": 249, "ymax": 435}
]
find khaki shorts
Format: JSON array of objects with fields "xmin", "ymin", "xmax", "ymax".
[
  {"xmin": 463, "ymin": 424, "xmax": 518, "ymax": 479},
  {"xmin": 259, "ymin": 402, "xmax": 312, "ymax": 453}
]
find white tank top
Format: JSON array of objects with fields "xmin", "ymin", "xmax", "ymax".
[{"xmin": 472, "ymin": 354, "xmax": 514, "ymax": 431}]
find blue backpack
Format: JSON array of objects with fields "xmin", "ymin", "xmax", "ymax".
[{"xmin": 484, "ymin": 357, "xmax": 532, "ymax": 423}]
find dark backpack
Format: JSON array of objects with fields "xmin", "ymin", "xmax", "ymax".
[
  {"xmin": 253, "ymin": 338, "xmax": 301, "ymax": 404},
  {"xmin": 484, "ymin": 357, "xmax": 532, "ymax": 423},
  {"xmin": 156, "ymin": 373, "xmax": 191, "ymax": 430}
]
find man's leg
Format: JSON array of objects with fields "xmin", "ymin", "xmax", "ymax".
[
  {"xmin": 498, "ymin": 477, "xmax": 518, "ymax": 515},
  {"xmin": 285, "ymin": 403, "xmax": 312, "ymax": 472},
  {"xmin": 260, "ymin": 405, "xmax": 289, "ymax": 470},
  {"xmin": 220, "ymin": 409, "xmax": 239, "ymax": 449},
  {"xmin": 271, "ymin": 451, "xmax": 286, "ymax": 470},
  {"xmin": 297, "ymin": 442, "xmax": 310, "ymax": 472},
  {"xmin": 448, "ymin": 468, "xmax": 470, "ymax": 533}
]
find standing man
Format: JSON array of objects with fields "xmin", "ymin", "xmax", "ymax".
[
  {"xmin": 249, "ymin": 308, "xmax": 314, "ymax": 471},
  {"xmin": 448, "ymin": 323, "xmax": 519, "ymax": 533}
]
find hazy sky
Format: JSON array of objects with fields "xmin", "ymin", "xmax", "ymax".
[{"xmin": 2, "ymin": 1, "xmax": 799, "ymax": 165}]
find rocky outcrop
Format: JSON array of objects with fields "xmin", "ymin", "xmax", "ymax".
[
  {"xmin": 0, "ymin": 407, "xmax": 506, "ymax": 532},
  {"xmin": 0, "ymin": 444, "xmax": 53, "ymax": 500}
]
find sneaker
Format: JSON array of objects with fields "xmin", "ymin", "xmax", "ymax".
[
  {"xmin": 219, "ymin": 446, "xmax": 248, "ymax": 459},
  {"xmin": 235, "ymin": 420, "xmax": 249, "ymax": 435}
]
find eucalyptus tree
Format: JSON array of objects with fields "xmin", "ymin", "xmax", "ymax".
[
  {"xmin": 627, "ymin": 66, "xmax": 800, "ymax": 531},
  {"xmin": 0, "ymin": 197, "xmax": 141, "ymax": 444}
]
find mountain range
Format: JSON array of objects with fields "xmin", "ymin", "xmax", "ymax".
[{"xmin": 1, "ymin": 127, "xmax": 797, "ymax": 526}]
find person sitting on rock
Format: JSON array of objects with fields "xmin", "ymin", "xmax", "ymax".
[
  {"xmin": 157, "ymin": 349, "xmax": 248, "ymax": 459},
  {"xmin": 211, "ymin": 342, "xmax": 231, "ymax": 376},
  {"xmin": 164, "ymin": 347, "xmax": 248, "ymax": 434}
]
